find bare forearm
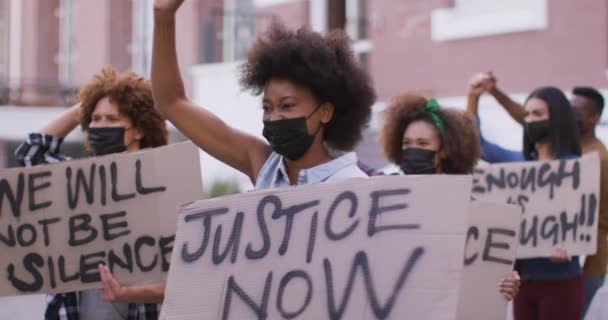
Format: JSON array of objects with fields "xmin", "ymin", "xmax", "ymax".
[
  {"xmin": 150, "ymin": 7, "xmax": 269, "ymax": 179},
  {"xmin": 40, "ymin": 103, "xmax": 81, "ymax": 138},
  {"xmin": 466, "ymin": 93, "xmax": 480, "ymax": 120},
  {"xmin": 490, "ymin": 87, "xmax": 525, "ymax": 125},
  {"xmin": 118, "ymin": 282, "xmax": 165, "ymax": 304},
  {"xmin": 152, "ymin": 11, "xmax": 186, "ymax": 112}
]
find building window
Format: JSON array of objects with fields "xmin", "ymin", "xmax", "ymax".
[
  {"xmin": 199, "ymin": 0, "xmax": 274, "ymax": 64},
  {"xmin": 431, "ymin": 0, "xmax": 548, "ymax": 42}
]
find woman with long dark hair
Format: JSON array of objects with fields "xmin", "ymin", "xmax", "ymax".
[{"xmin": 467, "ymin": 85, "xmax": 583, "ymax": 320}]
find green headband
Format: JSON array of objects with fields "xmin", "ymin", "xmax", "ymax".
[{"xmin": 424, "ymin": 99, "xmax": 445, "ymax": 134}]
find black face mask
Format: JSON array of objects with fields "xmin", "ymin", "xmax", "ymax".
[
  {"xmin": 88, "ymin": 127, "xmax": 127, "ymax": 156},
  {"xmin": 400, "ymin": 148, "xmax": 437, "ymax": 175},
  {"xmin": 524, "ymin": 120, "xmax": 550, "ymax": 144},
  {"xmin": 262, "ymin": 107, "xmax": 322, "ymax": 161}
]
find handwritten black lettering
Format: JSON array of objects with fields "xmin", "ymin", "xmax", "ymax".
[
  {"xmin": 0, "ymin": 224, "xmax": 15, "ymax": 247},
  {"xmin": 58, "ymin": 255, "xmax": 79, "ymax": 283},
  {"xmin": 483, "ymin": 228, "xmax": 515, "ymax": 265},
  {"xmin": 160, "ymin": 235, "xmax": 174, "ymax": 272},
  {"xmin": 28, "ymin": 171, "xmax": 52, "ymax": 211},
  {"xmin": 135, "ymin": 160, "xmax": 166, "ymax": 194},
  {"xmin": 246, "ymin": 196, "xmax": 276, "ymax": 260},
  {"xmin": 324, "ymin": 248, "xmax": 424, "ymax": 320},
  {"xmin": 38, "ymin": 217, "xmax": 61, "ymax": 246},
  {"xmin": 464, "ymin": 226, "xmax": 480, "ymax": 266},
  {"xmin": 108, "ymin": 243, "xmax": 134, "ymax": 273},
  {"xmin": 540, "ymin": 216, "xmax": 559, "ymax": 245},
  {"xmin": 80, "ymin": 251, "xmax": 105, "ymax": 283},
  {"xmin": 560, "ymin": 211, "xmax": 579, "ymax": 242},
  {"xmin": 306, "ymin": 212, "xmax": 319, "ymax": 264},
  {"xmin": 110, "ymin": 162, "xmax": 135, "ymax": 202},
  {"xmin": 276, "ymin": 270, "xmax": 312, "ymax": 319},
  {"xmin": 48, "ymin": 256, "xmax": 57, "ymax": 289},
  {"xmin": 212, "ymin": 212, "xmax": 244, "ymax": 265},
  {"xmin": 520, "ymin": 167, "xmax": 536, "ymax": 192},
  {"xmin": 222, "ymin": 272, "xmax": 273, "ymax": 320},
  {"xmin": 66, "ymin": 165, "xmax": 96, "ymax": 210},
  {"xmin": 7, "ymin": 252, "xmax": 44, "ymax": 292},
  {"xmin": 325, "ymin": 191, "xmax": 359, "ymax": 241},
  {"xmin": 273, "ymin": 200, "xmax": 319, "ymax": 256},
  {"xmin": 472, "ymin": 168, "xmax": 486, "ymax": 194},
  {"xmin": 16, "ymin": 223, "xmax": 37, "ymax": 247},
  {"xmin": 100, "ymin": 211, "xmax": 130, "ymax": 241},
  {"xmin": 69, "ymin": 214, "xmax": 98, "ymax": 246},
  {"xmin": 368, "ymin": 189, "xmax": 419, "ymax": 237},
  {"xmin": 485, "ymin": 168, "xmax": 506, "ymax": 192},
  {"xmin": 520, "ymin": 217, "xmax": 538, "ymax": 247},
  {"xmin": 0, "ymin": 173, "xmax": 24, "ymax": 217},
  {"xmin": 135, "ymin": 236, "xmax": 158, "ymax": 272},
  {"xmin": 181, "ymin": 208, "xmax": 227, "ymax": 263},
  {"xmin": 99, "ymin": 164, "xmax": 107, "ymax": 206}
]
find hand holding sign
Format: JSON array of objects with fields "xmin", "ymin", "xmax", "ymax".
[
  {"xmin": 98, "ymin": 264, "xmax": 126, "ymax": 303},
  {"xmin": 499, "ymin": 271, "xmax": 520, "ymax": 301}
]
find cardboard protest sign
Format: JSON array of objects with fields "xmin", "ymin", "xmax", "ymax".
[
  {"xmin": 457, "ymin": 201, "xmax": 519, "ymax": 320},
  {"xmin": 0, "ymin": 142, "xmax": 202, "ymax": 296},
  {"xmin": 160, "ymin": 175, "xmax": 473, "ymax": 320},
  {"xmin": 472, "ymin": 153, "xmax": 600, "ymax": 258}
]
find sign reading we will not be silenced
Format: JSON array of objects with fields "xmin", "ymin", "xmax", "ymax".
[
  {"xmin": 0, "ymin": 142, "xmax": 202, "ymax": 296},
  {"xmin": 161, "ymin": 175, "xmax": 473, "ymax": 320},
  {"xmin": 473, "ymin": 153, "xmax": 600, "ymax": 258}
]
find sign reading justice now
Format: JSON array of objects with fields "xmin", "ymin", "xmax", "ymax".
[
  {"xmin": 0, "ymin": 142, "xmax": 202, "ymax": 296},
  {"xmin": 161, "ymin": 175, "xmax": 472, "ymax": 320}
]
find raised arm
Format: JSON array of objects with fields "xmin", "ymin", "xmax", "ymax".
[
  {"xmin": 152, "ymin": 0, "xmax": 270, "ymax": 182},
  {"xmin": 485, "ymin": 73, "xmax": 526, "ymax": 125},
  {"xmin": 40, "ymin": 103, "xmax": 81, "ymax": 138},
  {"xmin": 466, "ymin": 74, "xmax": 485, "ymax": 119},
  {"xmin": 466, "ymin": 74, "xmax": 523, "ymax": 163},
  {"xmin": 15, "ymin": 103, "xmax": 80, "ymax": 166},
  {"xmin": 489, "ymin": 87, "xmax": 526, "ymax": 125}
]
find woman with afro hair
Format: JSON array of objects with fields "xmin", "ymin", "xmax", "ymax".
[
  {"xmin": 97, "ymin": 0, "xmax": 376, "ymax": 305},
  {"xmin": 151, "ymin": 0, "xmax": 375, "ymax": 189},
  {"xmin": 380, "ymin": 93, "xmax": 520, "ymax": 302}
]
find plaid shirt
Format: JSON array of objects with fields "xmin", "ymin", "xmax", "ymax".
[{"xmin": 16, "ymin": 133, "xmax": 159, "ymax": 320}]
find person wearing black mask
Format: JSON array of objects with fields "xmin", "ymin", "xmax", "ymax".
[
  {"xmin": 15, "ymin": 66, "xmax": 168, "ymax": 320},
  {"xmin": 150, "ymin": 0, "xmax": 375, "ymax": 189},
  {"xmin": 379, "ymin": 93, "xmax": 520, "ymax": 302},
  {"xmin": 467, "ymin": 83, "xmax": 583, "ymax": 320},
  {"xmin": 380, "ymin": 94, "xmax": 482, "ymax": 175},
  {"xmin": 469, "ymin": 72, "xmax": 608, "ymax": 317},
  {"xmin": 91, "ymin": 0, "xmax": 375, "ymax": 308}
]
